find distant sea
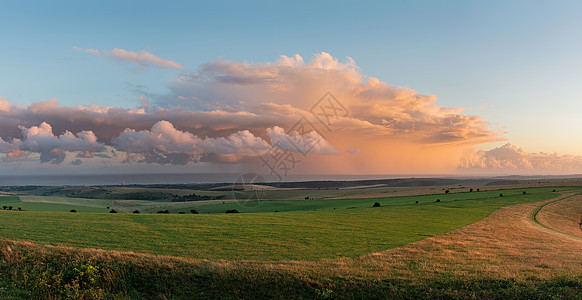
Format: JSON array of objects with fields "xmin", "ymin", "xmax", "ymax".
[{"xmin": 0, "ymin": 173, "xmax": 440, "ymax": 186}]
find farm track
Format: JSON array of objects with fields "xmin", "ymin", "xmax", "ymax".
[{"xmin": 532, "ymin": 192, "xmax": 582, "ymax": 241}]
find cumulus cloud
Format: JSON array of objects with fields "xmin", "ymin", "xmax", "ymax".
[
  {"xmin": 112, "ymin": 120, "xmax": 271, "ymax": 165},
  {"xmin": 459, "ymin": 143, "xmax": 582, "ymax": 172},
  {"xmin": 170, "ymin": 52, "xmax": 497, "ymax": 146},
  {"xmin": 0, "ymin": 122, "xmax": 105, "ymax": 164},
  {"xmin": 74, "ymin": 47, "xmax": 184, "ymax": 69}
]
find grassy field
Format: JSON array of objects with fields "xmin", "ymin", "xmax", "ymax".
[
  {"xmin": 1, "ymin": 188, "xmax": 581, "ymax": 299},
  {"xmin": 0, "ymin": 187, "xmax": 570, "ymax": 260}
]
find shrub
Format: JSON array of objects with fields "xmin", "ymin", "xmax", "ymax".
[
  {"xmin": 190, "ymin": 209, "xmax": 198, "ymax": 214},
  {"xmin": 17, "ymin": 207, "xmax": 21, "ymax": 211},
  {"xmin": 2, "ymin": 206, "xmax": 6, "ymax": 210},
  {"xmin": 415, "ymin": 201, "xmax": 418, "ymax": 204},
  {"xmin": 225, "ymin": 209, "xmax": 239, "ymax": 214},
  {"xmin": 553, "ymin": 189, "xmax": 557, "ymax": 192},
  {"xmin": 469, "ymin": 188, "xmax": 473, "ymax": 192},
  {"xmin": 178, "ymin": 212, "xmax": 185, "ymax": 214},
  {"xmin": 8, "ymin": 206, "xmax": 12, "ymax": 210},
  {"xmin": 445, "ymin": 190, "xmax": 450, "ymax": 194},
  {"xmin": 523, "ymin": 191, "xmax": 527, "ymax": 195},
  {"xmin": 499, "ymin": 193, "xmax": 503, "ymax": 197},
  {"xmin": 477, "ymin": 188, "xmax": 480, "ymax": 192},
  {"xmin": 132, "ymin": 210, "xmax": 140, "ymax": 213},
  {"xmin": 109, "ymin": 209, "xmax": 117, "ymax": 213},
  {"xmin": 157, "ymin": 210, "xmax": 169, "ymax": 214},
  {"xmin": 436, "ymin": 199, "xmax": 440, "ymax": 202},
  {"xmin": 372, "ymin": 202, "xmax": 381, "ymax": 207},
  {"xmin": 70, "ymin": 209, "xmax": 77, "ymax": 213}
]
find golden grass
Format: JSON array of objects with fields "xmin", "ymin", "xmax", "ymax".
[{"xmin": 535, "ymin": 194, "xmax": 582, "ymax": 239}]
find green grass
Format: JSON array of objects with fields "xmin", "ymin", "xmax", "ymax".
[
  {"xmin": 0, "ymin": 187, "xmax": 569, "ymax": 261},
  {"xmin": 171, "ymin": 186, "xmax": 577, "ymax": 214},
  {"xmin": 0, "ymin": 195, "xmax": 20, "ymax": 203}
]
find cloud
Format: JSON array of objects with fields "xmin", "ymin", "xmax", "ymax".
[
  {"xmin": 112, "ymin": 120, "xmax": 271, "ymax": 165},
  {"xmin": 0, "ymin": 122, "xmax": 105, "ymax": 164},
  {"xmin": 74, "ymin": 47, "xmax": 184, "ymax": 69},
  {"xmin": 170, "ymin": 52, "xmax": 497, "ymax": 146},
  {"xmin": 266, "ymin": 126, "xmax": 339, "ymax": 155},
  {"xmin": 459, "ymin": 143, "xmax": 582, "ymax": 172},
  {"xmin": 0, "ymin": 52, "xmax": 506, "ymax": 172}
]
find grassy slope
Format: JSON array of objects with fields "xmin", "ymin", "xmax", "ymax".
[
  {"xmin": 0, "ymin": 187, "xmax": 566, "ymax": 260},
  {"xmin": 1, "ymin": 191, "xmax": 582, "ymax": 299}
]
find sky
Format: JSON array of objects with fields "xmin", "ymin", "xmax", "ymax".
[{"xmin": 1, "ymin": 0, "xmax": 582, "ymax": 177}]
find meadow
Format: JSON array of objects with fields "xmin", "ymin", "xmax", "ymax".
[
  {"xmin": 0, "ymin": 184, "xmax": 581, "ymax": 298},
  {"xmin": 0, "ymin": 187, "xmax": 572, "ymax": 260}
]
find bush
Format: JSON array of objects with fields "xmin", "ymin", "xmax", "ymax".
[
  {"xmin": 157, "ymin": 210, "xmax": 169, "ymax": 214},
  {"xmin": 436, "ymin": 199, "xmax": 440, "ymax": 202},
  {"xmin": 178, "ymin": 212, "xmax": 185, "ymax": 214},
  {"xmin": 523, "ymin": 191, "xmax": 527, "ymax": 195},
  {"xmin": 469, "ymin": 188, "xmax": 473, "ymax": 192},
  {"xmin": 109, "ymin": 209, "xmax": 117, "ymax": 213},
  {"xmin": 8, "ymin": 206, "xmax": 12, "ymax": 210},
  {"xmin": 2, "ymin": 206, "xmax": 6, "ymax": 210},
  {"xmin": 499, "ymin": 193, "xmax": 503, "ymax": 197},
  {"xmin": 372, "ymin": 202, "xmax": 381, "ymax": 207},
  {"xmin": 190, "ymin": 209, "xmax": 198, "ymax": 214},
  {"xmin": 225, "ymin": 209, "xmax": 239, "ymax": 214},
  {"xmin": 17, "ymin": 207, "xmax": 21, "ymax": 211},
  {"xmin": 70, "ymin": 209, "xmax": 77, "ymax": 213},
  {"xmin": 415, "ymin": 201, "xmax": 418, "ymax": 204},
  {"xmin": 132, "ymin": 210, "xmax": 140, "ymax": 214},
  {"xmin": 477, "ymin": 188, "xmax": 480, "ymax": 192},
  {"xmin": 445, "ymin": 190, "xmax": 450, "ymax": 194}
]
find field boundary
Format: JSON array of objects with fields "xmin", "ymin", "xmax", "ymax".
[{"xmin": 530, "ymin": 191, "xmax": 582, "ymax": 241}]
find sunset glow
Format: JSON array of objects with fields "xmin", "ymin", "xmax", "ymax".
[{"xmin": 1, "ymin": 1, "xmax": 582, "ymax": 177}]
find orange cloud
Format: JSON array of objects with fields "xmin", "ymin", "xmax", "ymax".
[{"xmin": 0, "ymin": 52, "xmax": 505, "ymax": 172}]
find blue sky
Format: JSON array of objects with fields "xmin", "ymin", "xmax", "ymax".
[{"xmin": 1, "ymin": 1, "xmax": 581, "ymax": 175}]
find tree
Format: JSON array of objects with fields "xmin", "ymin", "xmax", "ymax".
[
  {"xmin": 190, "ymin": 209, "xmax": 199, "ymax": 214},
  {"xmin": 372, "ymin": 202, "xmax": 381, "ymax": 207},
  {"xmin": 469, "ymin": 188, "xmax": 473, "ymax": 192},
  {"xmin": 132, "ymin": 210, "xmax": 140, "ymax": 214},
  {"xmin": 225, "ymin": 209, "xmax": 239, "ymax": 214},
  {"xmin": 445, "ymin": 190, "xmax": 450, "ymax": 194},
  {"xmin": 70, "ymin": 209, "xmax": 77, "ymax": 213},
  {"xmin": 499, "ymin": 193, "xmax": 503, "ymax": 197},
  {"xmin": 110, "ymin": 209, "xmax": 117, "ymax": 213}
]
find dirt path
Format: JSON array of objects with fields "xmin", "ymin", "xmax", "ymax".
[{"xmin": 534, "ymin": 192, "xmax": 582, "ymax": 240}]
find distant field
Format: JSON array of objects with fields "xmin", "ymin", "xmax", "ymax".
[{"xmin": 0, "ymin": 187, "xmax": 571, "ymax": 260}]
